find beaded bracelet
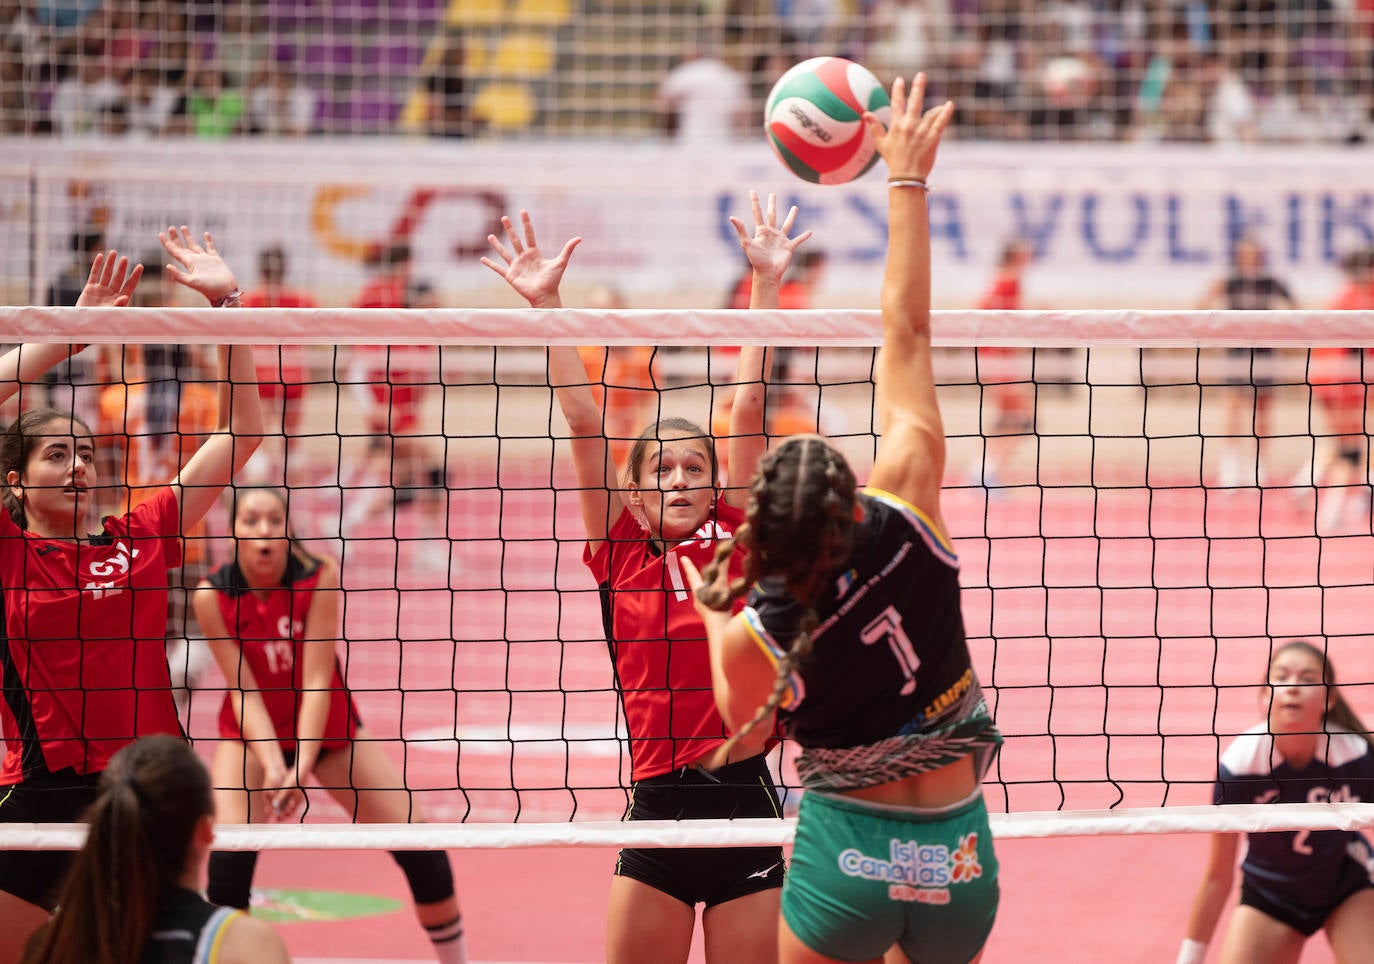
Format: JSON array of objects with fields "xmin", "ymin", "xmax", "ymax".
[{"xmin": 213, "ymin": 288, "xmax": 243, "ymax": 308}]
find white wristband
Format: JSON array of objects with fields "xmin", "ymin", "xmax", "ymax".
[
  {"xmin": 1176, "ymin": 938, "xmax": 1206, "ymax": 964},
  {"xmin": 213, "ymin": 288, "xmax": 242, "ymax": 308}
]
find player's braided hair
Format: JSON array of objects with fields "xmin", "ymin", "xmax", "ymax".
[{"xmin": 697, "ymin": 436, "xmax": 858, "ymax": 750}]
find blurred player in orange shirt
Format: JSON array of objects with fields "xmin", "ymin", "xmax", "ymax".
[
  {"xmin": 576, "ymin": 284, "xmax": 660, "ymax": 463},
  {"xmin": 1307, "ymin": 248, "xmax": 1374, "ymax": 527}
]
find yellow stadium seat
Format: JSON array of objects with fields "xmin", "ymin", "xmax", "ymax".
[
  {"xmin": 473, "ymin": 82, "xmax": 536, "ymax": 129},
  {"xmin": 492, "ymin": 33, "xmax": 555, "ymax": 76},
  {"xmin": 511, "ymin": 0, "xmax": 572, "ymax": 25},
  {"xmin": 447, "ymin": 0, "xmax": 505, "ymax": 26}
]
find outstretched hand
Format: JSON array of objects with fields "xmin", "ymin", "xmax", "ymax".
[
  {"xmin": 729, "ymin": 190, "xmax": 812, "ymax": 286},
  {"xmin": 158, "ymin": 226, "xmax": 238, "ymax": 304},
  {"xmin": 76, "ymin": 249, "xmax": 143, "ymax": 308},
  {"xmin": 480, "ymin": 210, "xmax": 582, "ymax": 309},
  {"xmin": 863, "ymin": 73, "xmax": 953, "ymax": 182}
]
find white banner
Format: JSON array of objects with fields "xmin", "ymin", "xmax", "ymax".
[{"xmin": 2, "ymin": 138, "xmax": 1370, "ymax": 310}]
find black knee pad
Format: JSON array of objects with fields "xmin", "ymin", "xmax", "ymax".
[
  {"xmin": 390, "ymin": 850, "xmax": 455, "ymax": 905},
  {"xmin": 206, "ymin": 850, "xmax": 260, "ymax": 910}
]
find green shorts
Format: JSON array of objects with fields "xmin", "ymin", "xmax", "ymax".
[{"xmin": 782, "ymin": 790, "xmax": 999, "ymax": 964}]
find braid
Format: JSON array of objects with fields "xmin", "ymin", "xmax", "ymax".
[{"xmin": 714, "ymin": 437, "xmax": 859, "ymax": 749}]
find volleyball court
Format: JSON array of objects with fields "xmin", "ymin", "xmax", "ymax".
[{"xmin": 126, "ymin": 324, "xmax": 1366, "ymax": 964}]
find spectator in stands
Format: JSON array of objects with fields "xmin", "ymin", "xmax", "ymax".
[
  {"xmin": 186, "ymin": 64, "xmax": 247, "ymax": 139},
  {"xmin": 122, "ymin": 62, "xmax": 183, "ymax": 138},
  {"xmin": 1202, "ymin": 51, "xmax": 1258, "ymax": 144},
  {"xmin": 865, "ymin": 0, "xmax": 950, "ymax": 86},
  {"xmin": 249, "ymin": 62, "xmax": 320, "ymax": 137},
  {"xmin": 656, "ymin": 44, "xmax": 750, "ymax": 143},
  {"xmin": 50, "ymin": 50, "xmax": 121, "ymax": 137},
  {"xmin": 419, "ymin": 32, "xmax": 474, "ymax": 138},
  {"xmin": 777, "ymin": 0, "xmax": 843, "ymax": 58},
  {"xmin": 43, "ymin": 226, "xmax": 109, "ymax": 426},
  {"xmin": 215, "ymin": 0, "xmax": 270, "ymax": 91},
  {"xmin": 967, "ymin": 0, "xmax": 1027, "ymax": 139}
]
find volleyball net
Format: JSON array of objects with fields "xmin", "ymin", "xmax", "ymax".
[{"xmin": 2, "ymin": 304, "xmax": 1373, "ymax": 848}]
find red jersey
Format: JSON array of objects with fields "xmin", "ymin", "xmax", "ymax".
[
  {"xmin": 243, "ymin": 288, "xmax": 317, "ymax": 384},
  {"xmin": 0, "ymin": 488, "xmax": 185, "ymax": 783},
  {"xmin": 585, "ymin": 503, "xmax": 746, "ymax": 781},
  {"xmin": 208, "ymin": 556, "xmax": 358, "ymax": 750}
]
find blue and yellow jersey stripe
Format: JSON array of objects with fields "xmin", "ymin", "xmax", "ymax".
[
  {"xmin": 742, "ymin": 606, "xmax": 805, "ymax": 711},
  {"xmin": 197, "ymin": 907, "xmax": 242, "ymax": 963},
  {"xmin": 862, "ymin": 487, "xmax": 959, "ymax": 570}
]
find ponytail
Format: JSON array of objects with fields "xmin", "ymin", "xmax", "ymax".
[{"xmin": 25, "ymin": 736, "xmax": 213, "ymax": 964}]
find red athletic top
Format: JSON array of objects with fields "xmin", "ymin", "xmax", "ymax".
[
  {"xmin": 0, "ymin": 487, "xmax": 184, "ymax": 783},
  {"xmin": 585, "ymin": 503, "xmax": 746, "ymax": 781},
  {"xmin": 208, "ymin": 556, "xmax": 358, "ymax": 751}
]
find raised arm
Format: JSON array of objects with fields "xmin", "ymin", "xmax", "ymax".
[
  {"xmin": 722, "ymin": 191, "xmax": 812, "ymax": 507},
  {"xmin": 0, "ymin": 251, "xmax": 143, "ymax": 409},
  {"xmin": 159, "ymin": 227, "xmax": 265, "ymax": 529},
  {"xmin": 481, "ymin": 212, "xmax": 625, "ymax": 549},
  {"xmin": 863, "ymin": 74, "xmax": 954, "ymax": 534}
]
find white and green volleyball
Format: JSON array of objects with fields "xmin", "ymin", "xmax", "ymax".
[{"xmin": 764, "ymin": 57, "xmax": 892, "ymax": 185}]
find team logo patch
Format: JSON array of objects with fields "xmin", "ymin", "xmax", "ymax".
[{"xmin": 838, "ymin": 833, "xmax": 982, "ymax": 904}]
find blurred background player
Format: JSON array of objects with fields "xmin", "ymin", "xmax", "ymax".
[
  {"xmin": 197, "ymin": 486, "xmax": 467, "ymax": 963},
  {"xmin": 1179, "ymin": 640, "xmax": 1374, "ymax": 964},
  {"xmin": 577, "ymin": 283, "xmax": 660, "ymax": 464},
  {"xmin": 241, "ymin": 243, "xmax": 318, "ymax": 488},
  {"xmin": 1196, "ymin": 234, "xmax": 1297, "ymax": 488},
  {"xmin": 1305, "ymin": 247, "xmax": 1374, "ymax": 529},
  {"xmin": 344, "ymin": 245, "xmax": 451, "ymax": 576},
  {"xmin": 974, "ymin": 238, "xmax": 1035, "ymax": 490}
]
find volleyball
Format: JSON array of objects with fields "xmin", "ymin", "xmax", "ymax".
[{"xmin": 764, "ymin": 57, "xmax": 892, "ymax": 185}]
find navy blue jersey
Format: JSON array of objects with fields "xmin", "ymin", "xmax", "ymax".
[
  {"xmin": 743, "ymin": 488, "xmax": 1000, "ymax": 790},
  {"xmin": 1216, "ymin": 725, "xmax": 1374, "ymax": 910}
]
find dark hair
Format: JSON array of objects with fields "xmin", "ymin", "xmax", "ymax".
[
  {"xmin": 621, "ymin": 417, "xmax": 719, "ymax": 492},
  {"xmin": 230, "ymin": 485, "xmax": 321, "ymax": 568},
  {"xmin": 258, "ymin": 244, "xmax": 286, "ymax": 282},
  {"xmin": 695, "ymin": 435, "xmax": 858, "ymax": 745},
  {"xmin": 26, "ymin": 736, "xmax": 214, "ymax": 964},
  {"xmin": 1269, "ymin": 639, "xmax": 1374, "ymax": 750},
  {"xmin": 1, "ymin": 408, "xmax": 94, "ymax": 530}
]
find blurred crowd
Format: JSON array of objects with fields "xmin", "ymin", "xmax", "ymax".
[{"xmin": 3, "ymin": 0, "xmax": 1374, "ymax": 142}]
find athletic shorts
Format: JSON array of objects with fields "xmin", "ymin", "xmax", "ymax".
[
  {"xmin": 615, "ymin": 753, "xmax": 785, "ymax": 908},
  {"xmin": 783, "ymin": 789, "xmax": 999, "ymax": 964},
  {"xmin": 0, "ymin": 769, "xmax": 103, "ymax": 908},
  {"xmin": 1241, "ymin": 866, "xmax": 1374, "ymax": 938}
]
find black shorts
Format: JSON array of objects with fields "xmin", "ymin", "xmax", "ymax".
[
  {"xmin": 616, "ymin": 753, "xmax": 786, "ymax": 908},
  {"xmin": 1240, "ymin": 868, "xmax": 1374, "ymax": 938},
  {"xmin": 0, "ymin": 769, "xmax": 102, "ymax": 909}
]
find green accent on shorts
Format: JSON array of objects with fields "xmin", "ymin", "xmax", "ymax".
[{"xmin": 782, "ymin": 790, "xmax": 999, "ymax": 964}]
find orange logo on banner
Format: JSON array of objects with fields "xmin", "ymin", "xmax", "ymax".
[{"xmin": 310, "ymin": 185, "xmax": 508, "ymax": 263}]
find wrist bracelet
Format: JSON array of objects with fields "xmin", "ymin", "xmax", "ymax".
[
  {"xmin": 887, "ymin": 174, "xmax": 928, "ymax": 184},
  {"xmin": 213, "ymin": 288, "xmax": 242, "ymax": 308},
  {"xmin": 889, "ymin": 180, "xmax": 930, "ymax": 192}
]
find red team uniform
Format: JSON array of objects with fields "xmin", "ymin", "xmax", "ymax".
[
  {"xmin": 207, "ymin": 555, "xmax": 359, "ymax": 751},
  {"xmin": 585, "ymin": 503, "xmax": 745, "ymax": 780},
  {"xmin": 0, "ymin": 487, "xmax": 185, "ymax": 783}
]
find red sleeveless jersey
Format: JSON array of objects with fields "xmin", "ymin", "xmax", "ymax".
[
  {"xmin": 208, "ymin": 557, "xmax": 358, "ymax": 750},
  {"xmin": 0, "ymin": 487, "xmax": 185, "ymax": 783},
  {"xmin": 585, "ymin": 503, "xmax": 746, "ymax": 781}
]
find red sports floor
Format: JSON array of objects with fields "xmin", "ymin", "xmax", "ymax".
[{"xmin": 183, "ymin": 470, "xmax": 1372, "ymax": 962}]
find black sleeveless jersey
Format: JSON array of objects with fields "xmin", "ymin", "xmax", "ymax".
[
  {"xmin": 141, "ymin": 888, "xmax": 241, "ymax": 964},
  {"xmin": 743, "ymin": 489, "xmax": 1000, "ymax": 789}
]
